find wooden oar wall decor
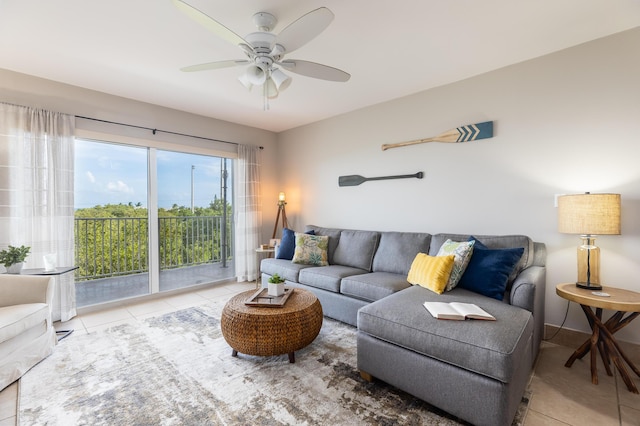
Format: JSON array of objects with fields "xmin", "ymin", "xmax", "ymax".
[
  {"xmin": 381, "ymin": 121, "xmax": 493, "ymax": 151},
  {"xmin": 339, "ymin": 172, "xmax": 423, "ymax": 187}
]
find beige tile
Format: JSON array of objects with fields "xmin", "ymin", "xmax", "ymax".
[
  {"xmin": 530, "ymin": 343, "xmax": 619, "ymax": 425},
  {"xmin": 79, "ymin": 306, "xmax": 133, "ymax": 328},
  {"xmin": 124, "ymin": 298, "xmax": 174, "ymax": 317},
  {"xmin": 621, "ymin": 405, "xmax": 640, "ymax": 426},
  {"xmin": 0, "ymin": 417, "xmax": 16, "ymax": 426},
  {"xmin": 0, "ymin": 381, "xmax": 17, "ymax": 421},
  {"xmin": 617, "ymin": 374, "xmax": 640, "ymax": 410},
  {"xmin": 523, "ymin": 409, "xmax": 569, "ymax": 425},
  {"xmin": 54, "ymin": 317, "xmax": 86, "ymax": 334},
  {"xmin": 162, "ymin": 292, "xmax": 208, "ymax": 309},
  {"xmin": 195, "ymin": 284, "xmax": 238, "ymax": 300}
]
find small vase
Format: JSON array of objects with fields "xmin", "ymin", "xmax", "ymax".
[
  {"xmin": 6, "ymin": 262, "xmax": 24, "ymax": 274},
  {"xmin": 268, "ymin": 283, "xmax": 285, "ymax": 297}
]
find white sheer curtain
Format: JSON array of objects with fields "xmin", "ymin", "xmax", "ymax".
[
  {"xmin": 234, "ymin": 144, "xmax": 262, "ymax": 282},
  {"xmin": 0, "ymin": 103, "xmax": 76, "ymax": 321}
]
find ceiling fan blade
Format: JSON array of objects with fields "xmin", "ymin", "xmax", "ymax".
[
  {"xmin": 173, "ymin": 0, "xmax": 248, "ymax": 47},
  {"xmin": 276, "ymin": 7, "xmax": 334, "ymax": 54},
  {"xmin": 180, "ymin": 60, "xmax": 249, "ymax": 72},
  {"xmin": 281, "ymin": 60, "xmax": 350, "ymax": 82}
]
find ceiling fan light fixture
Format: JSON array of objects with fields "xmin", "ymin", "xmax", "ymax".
[
  {"xmin": 237, "ymin": 73, "xmax": 253, "ymax": 90},
  {"xmin": 271, "ymin": 68, "xmax": 292, "ymax": 92},
  {"xmin": 245, "ymin": 64, "xmax": 267, "ymax": 85},
  {"xmin": 265, "ymin": 77, "xmax": 278, "ymax": 99}
]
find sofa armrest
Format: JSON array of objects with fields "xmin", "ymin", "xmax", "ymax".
[
  {"xmin": 0, "ymin": 275, "xmax": 54, "ymax": 308},
  {"xmin": 510, "ymin": 265, "xmax": 546, "ymax": 358}
]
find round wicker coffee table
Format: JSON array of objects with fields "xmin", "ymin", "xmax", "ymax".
[{"xmin": 221, "ymin": 288, "xmax": 323, "ymax": 363}]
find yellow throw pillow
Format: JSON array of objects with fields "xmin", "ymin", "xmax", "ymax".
[{"xmin": 407, "ymin": 253, "xmax": 455, "ymax": 294}]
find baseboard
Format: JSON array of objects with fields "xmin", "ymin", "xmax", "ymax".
[{"xmin": 544, "ymin": 324, "xmax": 640, "ymax": 355}]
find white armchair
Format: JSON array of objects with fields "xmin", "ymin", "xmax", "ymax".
[{"xmin": 0, "ymin": 274, "xmax": 57, "ymax": 390}]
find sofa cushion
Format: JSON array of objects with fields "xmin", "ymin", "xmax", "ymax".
[
  {"xmin": 372, "ymin": 232, "xmax": 431, "ymax": 275},
  {"xmin": 357, "ymin": 285, "xmax": 534, "ymax": 383},
  {"xmin": 457, "ymin": 238, "xmax": 524, "ymax": 301},
  {"xmin": 305, "ymin": 225, "xmax": 342, "ymax": 264},
  {"xmin": 407, "ymin": 253, "xmax": 455, "ymax": 294},
  {"xmin": 298, "ymin": 265, "xmax": 367, "ymax": 293},
  {"xmin": 260, "ymin": 258, "xmax": 315, "ymax": 283},
  {"xmin": 332, "ymin": 230, "xmax": 380, "ymax": 271},
  {"xmin": 292, "ymin": 233, "xmax": 329, "ymax": 266},
  {"xmin": 436, "ymin": 239, "xmax": 475, "ymax": 291},
  {"xmin": 0, "ymin": 303, "xmax": 49, "ymax": 344},
  {"xmin": 340, "ymin": 272, "xmax": 411, "ymax": 302}
]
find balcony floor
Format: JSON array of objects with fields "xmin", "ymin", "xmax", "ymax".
[{"xmin": 76, "ymin": 263, "xmax": 236, "ymax": 307}]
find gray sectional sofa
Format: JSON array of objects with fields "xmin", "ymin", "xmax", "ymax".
[{"xmin": 260, "ymin": 225, "xmax": 546, "ymax": 426}]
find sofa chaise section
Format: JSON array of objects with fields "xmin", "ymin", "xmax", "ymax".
[{"xmin": 357, "ymin": 285, "xmax": 533, "ymax": 426}]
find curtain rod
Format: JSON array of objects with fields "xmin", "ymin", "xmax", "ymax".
[{"xmin": 76, "ymin": 115, "xmax": 264, "ymax": 149}]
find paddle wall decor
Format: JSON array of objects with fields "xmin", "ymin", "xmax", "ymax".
[
  {"xmin": 338, "ymin": 172, "xmax": 423, "ymax": 187},
  {"xmin": 381, "ymin": 121, "xmax": 494, "ymax": 151}
]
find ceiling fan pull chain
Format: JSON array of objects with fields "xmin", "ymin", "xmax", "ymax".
[{"xmin": 263, "ymin": 82, "xmax": 269, "ymax": 111}]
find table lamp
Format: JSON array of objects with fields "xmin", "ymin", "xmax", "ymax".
[{"xmin": 557, "ymin": 192, "xmax": 621, "ymax": 290}]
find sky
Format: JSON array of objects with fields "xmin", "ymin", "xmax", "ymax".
[{"xmin": 74, "ymin": 139, "xmax": 231, "ymax": 210}]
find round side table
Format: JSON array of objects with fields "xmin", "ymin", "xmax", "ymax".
[
  {"xmin": 221, "ymin": 288, "xmax": 323, "ymax": 363},
  {"xmin": 556, "ymin": 283, "xmax": 640, "ymax": 393}
]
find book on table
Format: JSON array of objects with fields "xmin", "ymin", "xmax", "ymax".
[{"xmin": 423, "ymin": 301, "xmax": 496, "ymax": 321}]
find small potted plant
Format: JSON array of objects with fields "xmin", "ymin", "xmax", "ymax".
[
  {"xmin": 267, "ymin": 273, "xmax": 285, "ymax": 297},
  {"xmin": 0, "ymin": 244, "xmax": 31, "ymax": 274}
]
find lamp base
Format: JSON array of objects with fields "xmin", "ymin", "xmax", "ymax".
[{"xmin": 576, "ymin": 282, "xmax": 603, "ymax": 291}]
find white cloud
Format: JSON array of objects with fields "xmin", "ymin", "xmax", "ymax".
[
  {"xmin": 86, "ymin": 171, "xmax": 96, "ymax": 183},
  {"xmin": 107, "ymin": 180, "xmax": 134, "ymax": 194}
]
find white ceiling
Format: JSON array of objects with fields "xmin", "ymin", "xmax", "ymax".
[{"xmin": 1, "ymin": 1, "xmax": 639, "ymax": 133}]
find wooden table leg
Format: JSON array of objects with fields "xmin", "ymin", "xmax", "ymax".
[
  {"xmin": 589, "ymin": 320, "xmax": 599, "ymax": 385},
  {"xmin": 578, "ymin": 305, "xmax": 640, "ymax": 394}
]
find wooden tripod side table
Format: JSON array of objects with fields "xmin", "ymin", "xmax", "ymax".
[{"xmin": 556, "ymin": 283, "xmax": 640, "ymax": 393}]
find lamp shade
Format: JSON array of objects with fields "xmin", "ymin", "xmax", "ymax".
[
  {"xmin": 271, "ymin": 68, "xmax": 291, "ymax": 92},
  {"xmin": 245, "ymin": 64, "xmax": 267, "ymax": 85},
  {"xmin": 557, "ymin": 193, "xmax": 621, "ymax": 235},
  {"xmin": 237, "ymin": 73, "xmax": 253, "ymax": 90}
]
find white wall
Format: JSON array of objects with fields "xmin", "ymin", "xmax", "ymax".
[{"xmin": 277, "ymin": 28, "xmax": 640, "ymax": 344}]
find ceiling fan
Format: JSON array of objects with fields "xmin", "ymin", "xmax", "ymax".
[{"xmin": 173, "ymin": 0, "xmax": 351, "ymax": 109}]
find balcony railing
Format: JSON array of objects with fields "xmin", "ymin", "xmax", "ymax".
[{"xmin": 74, "ymin": 216, "xmax": 233, "ymax": 281}]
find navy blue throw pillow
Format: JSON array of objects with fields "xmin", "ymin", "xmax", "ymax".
[
  {"xmin": 275, "ymin": 228, "xmax": 314, "ymax": 260},
  {"xmin": 457, "ymin": 237, "xmax": 524, "ymax": 301}
]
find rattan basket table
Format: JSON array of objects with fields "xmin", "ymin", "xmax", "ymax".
[{"xmin": 221, "ymin": 288, "xmax": 323, "ymax": 363}]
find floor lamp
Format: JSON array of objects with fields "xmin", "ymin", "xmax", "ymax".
[{"xmin": 272, "ymin": 192, "xmax": 289, "ymax": 239}]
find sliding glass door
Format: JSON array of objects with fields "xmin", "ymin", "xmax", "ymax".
[
  {"xmin": 157, "ymin": 150, "xmax": 233, "ymax": 292},
  {"xmin": 74, "ymin": 139, "xmax": 150, "ymax": 306},
  {"xmin": 74, "ymin": 139, "xmax": 234, "ymax": 307}
]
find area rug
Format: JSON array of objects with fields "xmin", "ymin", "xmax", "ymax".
[{"xmin": 19, "ymin": 299, "xmax": 530, "ymax": 425}]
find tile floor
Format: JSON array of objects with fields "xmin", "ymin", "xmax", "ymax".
[{"xmin": 2, "ymin": 282, "xmax": 639, "ymax": 426}]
